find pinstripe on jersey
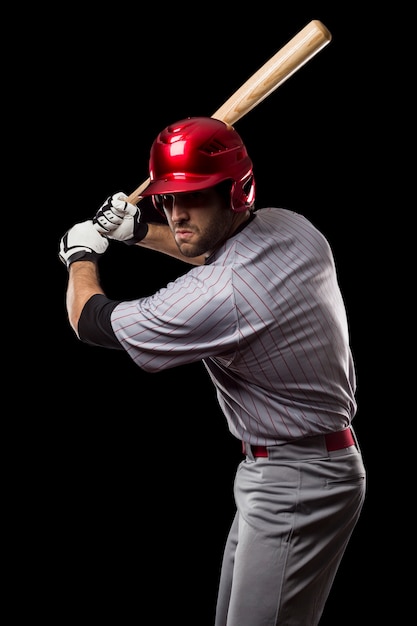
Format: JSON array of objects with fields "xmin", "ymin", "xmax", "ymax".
[{"xmin": 111, "ymin": 208, "xmax": 356, "ymax": 445}]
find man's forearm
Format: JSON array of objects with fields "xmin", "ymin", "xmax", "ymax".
[
  {"xmin": 137, "ymin": 222, "xmax": 205, "ymax": 265},
  {"xmin": 66, "ymin": 261, "xmax": 104, "ymax": 336}
]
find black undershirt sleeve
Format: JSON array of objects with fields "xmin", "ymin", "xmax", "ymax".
[{"xmin": 78, "ymin": 294, "xmax": 124, "ymax": 350}]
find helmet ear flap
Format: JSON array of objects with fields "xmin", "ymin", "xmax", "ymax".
[
  {"xmin": 152, "ymin": 194, "xmax": 167, "ymax": 217},
  {"xmin": 231, "ymin": 174, "xmax": 256, "ymax": 212}
]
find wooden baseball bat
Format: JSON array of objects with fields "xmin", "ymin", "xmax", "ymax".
[{"xmin": 127, "ymin": 19, "xmax": 332, "ymax": 205}]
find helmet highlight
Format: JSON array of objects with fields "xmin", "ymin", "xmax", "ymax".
[{"xmin": 141, "ymin": 117, "xmax": 255, "ymax": 213}]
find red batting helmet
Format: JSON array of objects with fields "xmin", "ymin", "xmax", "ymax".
[{"xmin": 140, "ymin": 117, "xmax": 255, "ymax": 213}]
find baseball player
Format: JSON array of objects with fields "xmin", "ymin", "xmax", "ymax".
[{"xmin": 59, "ymin": 116, "xmax": 366, "ymax": 625}]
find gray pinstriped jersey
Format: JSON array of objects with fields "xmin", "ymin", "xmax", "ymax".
[{"xmin": 111, "ymin": 208, "xmax": 356, "ymax": 445}]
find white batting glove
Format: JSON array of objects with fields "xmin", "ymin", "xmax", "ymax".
[
  {"xmin": 93, "ymin": 192, "xmax": 148, "ymax": 245},
  {"xmin": 59, "ymin": 220, "xmax": 109, "ymax": 269}
]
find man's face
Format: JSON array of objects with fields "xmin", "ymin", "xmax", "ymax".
[{"xmin": 160, "ymin": 188, "xmax": 236, "ymax": 258}]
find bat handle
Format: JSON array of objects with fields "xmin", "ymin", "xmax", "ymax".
[{"xmin": 127, "ymin": 178, "xmax": 150, "ymax": 205}]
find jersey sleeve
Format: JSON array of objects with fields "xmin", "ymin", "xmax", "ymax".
[
  {"xmin": 78, "ymin": 294, "xmax": 124, "ymax": 350},
  {"xmin": 110, "ymin": 264, "xmax": 239, "ymax": 372}
]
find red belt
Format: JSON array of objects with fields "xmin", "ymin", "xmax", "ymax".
[{"xmin": 242, "ymin": 427, "xmax": 355, "ymax": 457}]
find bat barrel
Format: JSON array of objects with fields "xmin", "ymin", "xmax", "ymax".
[{"xmin": 212, "ymin": 20, "xmax": 332, "ymax": 125}]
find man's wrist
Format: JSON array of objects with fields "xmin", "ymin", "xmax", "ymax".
[{"xmin": 125, "ymin": 221, "xmax": 149, "ymax": 245}]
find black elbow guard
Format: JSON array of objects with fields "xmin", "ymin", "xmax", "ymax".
[{"xmin": 78, "ymin": 294, "xmax": 124, "ymax": 350}]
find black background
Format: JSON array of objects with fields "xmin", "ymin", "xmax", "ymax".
[{"xmin": 23, "ymin": 4, "xmax": 391, "ymax": 623}]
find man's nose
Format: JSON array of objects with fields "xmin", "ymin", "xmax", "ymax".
[{"xmin": 171, "ymin": 198, "xmax": 189, "ymax": 220}]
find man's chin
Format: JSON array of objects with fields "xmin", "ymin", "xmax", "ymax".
[{"xmin": 178, "ymin": 243, "xmax": 200, "ymax": 258}]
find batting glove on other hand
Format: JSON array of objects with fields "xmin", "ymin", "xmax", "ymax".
[
  {"xmin": 59, "ymin": 220, "xmax": 109, "ymax": 269},
  {"xmin": 93, "ymin": 192, "xmax": 148, "ymax": 245}
]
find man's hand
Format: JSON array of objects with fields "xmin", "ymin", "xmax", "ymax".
[
  {"xmin": 93, "ymin": 191, "xmax": 148, "ymax": 245},
  {"xmin": 59, "ymin": 220, "xmax": 109, "ymax": 269}
]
